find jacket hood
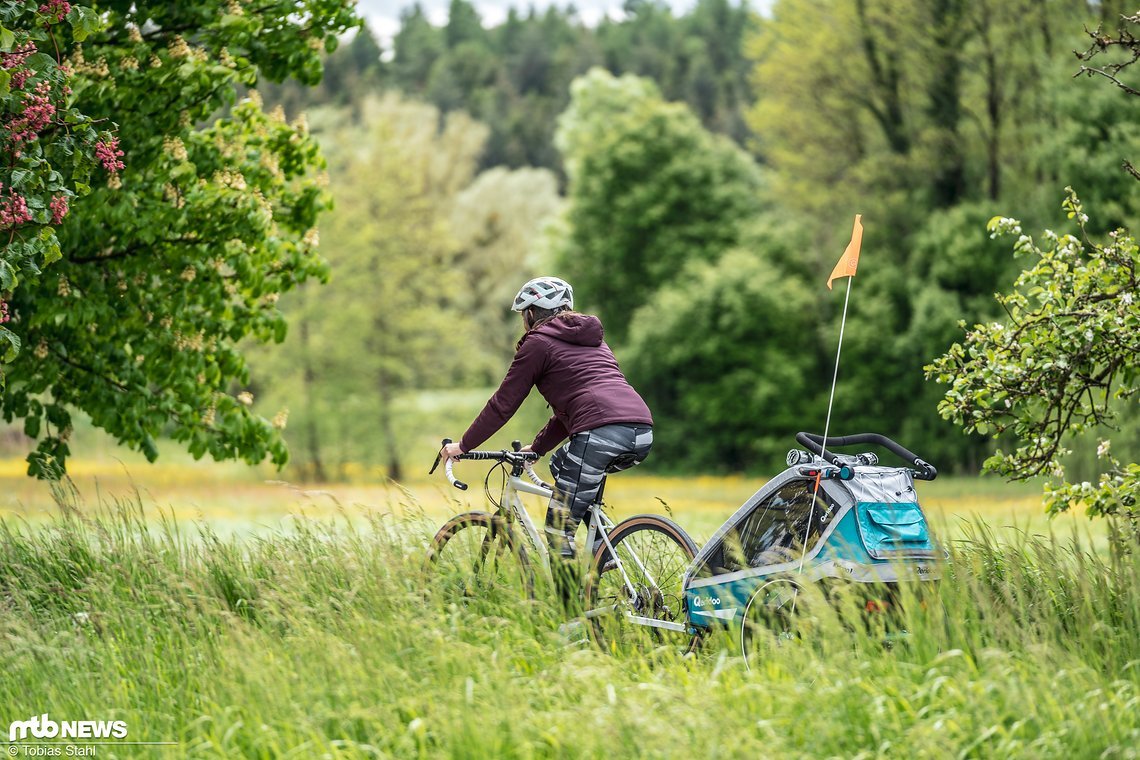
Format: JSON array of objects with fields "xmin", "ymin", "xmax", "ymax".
[{"xmin": 524, "ymin": 313, "xmax": 603, "ymax": 348}]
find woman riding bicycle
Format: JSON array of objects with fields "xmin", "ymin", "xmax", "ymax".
[{"xmin": 441, "ymin": 276, "xmax": 653, "ymax": 559}]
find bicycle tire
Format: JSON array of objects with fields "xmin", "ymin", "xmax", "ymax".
[
  {"xmin": 583, "ymin": 514, "xmax": 700, "ymax": 654},
  {"xmin": 426, "ymin": 511, "xmax": 536, "ymax": 604}
]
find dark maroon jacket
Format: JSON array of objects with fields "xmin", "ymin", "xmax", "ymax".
[{"xmin": 460, "ymin": 313, "xmax": 653, "ymax": 455}]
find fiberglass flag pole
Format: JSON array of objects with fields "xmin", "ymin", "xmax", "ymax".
[{"xmin": 797, "ymin": 214, "xmax": 863, "ymax": 579}]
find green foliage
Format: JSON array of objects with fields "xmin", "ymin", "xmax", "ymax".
[
  {"xmin": 450, "ymin": 166, "xmax": 564, "ymax": 368},
  {"xmin": 259, "ymin": 24, "xmax": 385, "ymax": 114},
  {"xmin": 0, "ymin": 2, "xmax": 108, "ymax": 380},
  {"xmin": 927, "ymin": 190, "xmax": 1139, "ymax": 520},
  {"xmin": 250, "ymin": 96, "xmax": 476, "ymax": 481},
  {"xmin": 626, "ymin": 242, "xmax": 820, "ymax": 471},
  {"xmin": 1050, "ymin": 13, "xmax": 1140, "ymax": 231},
  {"xmin": 392, "ymin": 5, "xmax": 444, "ymax": 92},
  {"xmin": 444, "ymin": 0, "xmax": 487, "ymax": 49},
  {"xmin": 747, "ymin": 0, "xmax": 1094, "ymax": 221},
  {"xmin": 204, "ymin": 0, "xmax": 1140, "ymax": 484},
  {"xmin": 9, "ymin": 0, "xmax": 1131, "ymax": 483},
  {"xmin": 554, "ymin": 68, "xmax": 763, "ymax": 341},
  {"xmin": 247, "ymin": 96, "xmax": 562, "ymax": 481},
  {"xmin": 743, "ymin": 0, "xmax": 1140, "ymax": 474},
  {"xmin": 0, "ymin": 0, "xmax": 359, "ymax": 478},
  {"xmin": 263, "ymin": 0, "xmax": 758, "ymax": 175}
]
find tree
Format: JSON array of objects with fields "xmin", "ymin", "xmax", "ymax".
[
  {"xmin": 249, "ymin": 96, "xmax": 536, "ymax": 481},
  {"xmin": 927, "ymin": 191, "xmax": 1138, "ymax": 521},
  {"xmin": 1, "ymin": 0, "xmax": 359, "ymax": 478},
  {"xmin": 255, "ymin": 1, "xmax": 760, "ymax": 178},
  {"xmin": 449, "ymin": 166, "xmax": 563, "ymax": 374},
  {"xmin": 391, "ymin": 4, "xmax": 443, "ymax": 92},
  {"xmin": 742, "ymin": 0, "xmax": 1128, "ymax": 473},
  {"xmin": 683, "ymin": 0, "xmax": 755, "ymax": 144},
  {"xmin": 929, "ymin": 11, "xmax": 1140, "ymax": 522},
  {"xmin": 1073, "ymin": 8, "xmax": 1140, "ymax": 185},
  {"xmin": 625, "ymin": 228, "xmax": 821, "ymax": 472},
  {"xmin": 554, "ymin": 68, "xmax": 763, "ymax": 342},
  {"xmin": 747, "ymin": 0, "xmax": 1102, "ymax": 233},
  {"xmin": 323, "ymin": 96, "xmax": 484, "ymax": 480},
  {"xmin": 445, "ymin": 0, "xmax": 486, "ymax": 49},
  {"xmin": 0, "ymin": 3, "xmax": 107, "ymax": 377}
]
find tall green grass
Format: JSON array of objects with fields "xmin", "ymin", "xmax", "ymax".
[{"xmin": 1, "ymin": 498, "xmax": 1138, "ymax": 758}]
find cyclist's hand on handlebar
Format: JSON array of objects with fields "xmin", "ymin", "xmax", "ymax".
[
  {"xmin": 519, "ymin": 444, "xmax": 534, "ymax": 455},
  {"xmin": 441, "ymin": 441, "xmax": 463, "ymax": 461}
]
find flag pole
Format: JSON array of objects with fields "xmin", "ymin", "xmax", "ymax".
[
  {"xmin": 796, "ymin": 273, "xmax": 853, "ymax": 577},
  {"xmin": 792, "ymin": 213, "xmax": 862, "ymax": 606},
  {"xmin": 818, "ymin": 274, "xmax": 853, "ymax": 465}
]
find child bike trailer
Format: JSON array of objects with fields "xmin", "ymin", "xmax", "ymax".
[{"xmin": 683, "ymin": 432, "xmax": 944, "ymax": 647}]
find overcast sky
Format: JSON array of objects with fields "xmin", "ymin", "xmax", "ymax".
[{"xmin": 356, "ymin": 0, "xmax": 772, "ymax": 47}]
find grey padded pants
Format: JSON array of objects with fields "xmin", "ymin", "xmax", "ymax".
[{"xmin": 544, "ymin": 423, "xmax": 653, "ymax": 547}]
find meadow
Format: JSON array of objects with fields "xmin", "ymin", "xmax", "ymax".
[
  {"xmin": 0, "ymin": 444, "xmax": 1101, "ymax": 545},
  {"xmin": 1, "ymin": 447, "xmax": 1134, "ymax": 758}
]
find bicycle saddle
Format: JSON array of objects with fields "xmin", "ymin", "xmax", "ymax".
[{"xmin": 605, "ymin": 453, "xmax": 640, "ymax": 473}]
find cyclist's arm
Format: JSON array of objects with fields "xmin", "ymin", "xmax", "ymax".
[
  {"xmin": 531, "ymin": 414, "xmax": 569, "ymax": 456},
  {"xmin": 459, "ymin": 338, "xmax": 546, "ymax": 453}
]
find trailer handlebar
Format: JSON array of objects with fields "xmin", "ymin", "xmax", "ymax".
[{"xmin": 795, "ymin": 431, "xmax": 938, "ymax": 481}]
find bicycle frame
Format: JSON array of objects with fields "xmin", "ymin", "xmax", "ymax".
[{"xmin": 495, "ymin": 468, "xmax": 685, "ymax": 632}]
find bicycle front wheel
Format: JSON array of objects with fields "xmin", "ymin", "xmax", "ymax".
[
  {"xmin": 426, "ymin": 511, "xmax": 535, "ymax": 607},
  {"xmin": 583, "ymin": 514, "xmax": 699, "ymax": 654}
]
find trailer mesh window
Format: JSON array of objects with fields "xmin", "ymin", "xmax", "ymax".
[{"xmin": 699, "ymin": 480, "xmax": 838, "ymax": 576}]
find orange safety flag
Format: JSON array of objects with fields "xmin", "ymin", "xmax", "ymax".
[{"xmin": 827, "ymin": 214, "xmax": 863, "ymax": 290}]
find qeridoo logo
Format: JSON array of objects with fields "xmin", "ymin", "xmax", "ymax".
[{"xmin": 8, "ymin": 714, "xmax": 127, "ymax": 742}]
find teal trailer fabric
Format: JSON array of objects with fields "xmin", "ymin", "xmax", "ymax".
[{"xmin": 854, "ymin": 502, "xmax": 934, "ymax": 559}]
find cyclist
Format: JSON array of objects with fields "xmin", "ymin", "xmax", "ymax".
[{"xmin": 441, "ymin": 276, "xmax": 653, "ymax": 559}]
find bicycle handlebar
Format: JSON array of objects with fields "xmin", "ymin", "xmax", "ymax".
[
  {"xmin": 430, "ymin": 438, "xmax": 542, "ymax": 491},
  {"xmin": 795, "ymin": 431, "xmax": 938, "ymax": 481},
  {"xmin": 443, "ymin": 458, "xmax": 468, "ymax": 490},
  {"xmin": 523, "ymin": 462, "xmax": 552, "ymax": 490}
]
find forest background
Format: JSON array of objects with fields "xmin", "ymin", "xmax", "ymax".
[{"xmin": 3, "ymin": 0, "xmax": 1138, "ymax": 490}]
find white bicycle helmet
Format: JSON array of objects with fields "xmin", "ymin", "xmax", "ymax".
[{"xmin": 512, "ymin": 276, "xmax": 574, "ymax": 312}]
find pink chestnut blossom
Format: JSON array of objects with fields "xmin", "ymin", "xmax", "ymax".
[
  {"xmin": 0, "ymin": 185, "xmax": 32, "ymax": 230},
  {"xmin": 49, "ymin": 195, "xmax": 68, "ymax": 224},
  {"xmin": 8, "ymin": 81, "xmax": 57, "ymax": 145},
  {"xmin": 1, "ymin": 42, "xmax": 36, "ymax": 93},
  {"xmin": 0, "ymin": 42, "xmax": 36, "ymax": 71},
  {"xmin": 38, "ymin": 0, "xmax": 71, "ymax": 23},
  {"xmin": 95, "ymin": 136, "xmax": 125, "ymax": 173},
  {"xmin": 10, "ymin": 69, "xmax": 31, "ymax": 90}
]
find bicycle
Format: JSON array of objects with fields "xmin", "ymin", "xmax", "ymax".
[{"xmin": 426, "ymin": 438, "xmax": 699, "ymax": 652}]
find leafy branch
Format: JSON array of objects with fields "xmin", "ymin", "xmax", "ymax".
[
  {"xmin": 1075, "ymin": 12, "xmax": 1140, "ymax": 97},
  {"xmin": 926, "ymin": 190, "xmax": 1140, "ymax": 520}
]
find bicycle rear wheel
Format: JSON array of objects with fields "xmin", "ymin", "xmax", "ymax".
[
  {"xmin": 427, "ymin": 511, "xmax": 535, "ymax": 606},
  {"xmin": 583, "ymin": 514, "xmax": 699, "ymax": 654}
]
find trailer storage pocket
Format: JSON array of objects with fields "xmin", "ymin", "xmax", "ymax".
[{"xmin": 855, "ymin": 502, "xmax": 934, "ymax": 559}]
